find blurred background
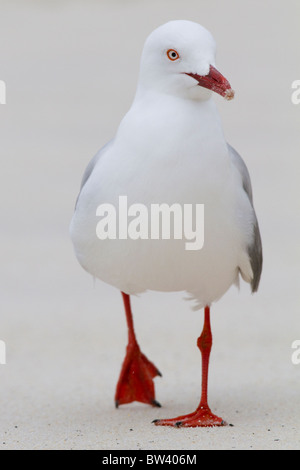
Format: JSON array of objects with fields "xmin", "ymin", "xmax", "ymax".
[{"xmin": 0, "ymin": 0, "xmax": 300, "ymax": 449}]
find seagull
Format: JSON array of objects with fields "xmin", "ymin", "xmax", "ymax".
[{"xmin": 70, "ymin": 20, "xmax": 262, "ymax": 427}]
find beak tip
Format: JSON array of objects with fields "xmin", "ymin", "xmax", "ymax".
[{"xmin": 224, "ymin": 88, "xmax": 235, "ymax": 101}]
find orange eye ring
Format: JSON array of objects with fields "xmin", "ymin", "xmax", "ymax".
[{"xmin": 167, "ymin": 49, "xmax": 180, "ymax": 61}]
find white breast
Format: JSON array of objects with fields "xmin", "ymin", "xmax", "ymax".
[{"xmin": 70, "ymin": 93, "xmax": 254, "ymax": 309}]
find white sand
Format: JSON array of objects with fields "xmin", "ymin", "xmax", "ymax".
[{"xmin": 1, "ymin": 0, "xmax": 300, "ymax": 450}]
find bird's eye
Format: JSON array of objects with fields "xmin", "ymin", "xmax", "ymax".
[{"xmin": 166, "ymin": 49, "xmax": 180, "ymax": 61}]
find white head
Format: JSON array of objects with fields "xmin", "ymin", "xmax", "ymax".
[{"xmin": 137, "ymin": 20, "xmax": 234, "ymax": 101}]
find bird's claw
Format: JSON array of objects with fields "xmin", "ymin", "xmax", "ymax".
[
  {"xmin": 115, "ymin": 343, "xmax": 161, "ymax": 407},
  {"xmin": 153, "ymin": 406, "xmax": 226, "ymax": 428}
]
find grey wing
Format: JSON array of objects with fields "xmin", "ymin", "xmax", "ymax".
[
  {"xmin": 228, "ymin": 144, "xmax": 263, "ymax": 292},
  {"xmin": 75, "ymin": 139, "xmax": 113, "ymax": 209}
]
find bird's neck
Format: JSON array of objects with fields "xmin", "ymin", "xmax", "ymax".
[{"xmin": 117, "ymin": 89, "xmax": 229, "ymax": 164}]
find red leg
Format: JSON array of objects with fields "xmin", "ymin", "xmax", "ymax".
[
  {"xmin": 115, "ymin": 292, "xmax": 161, "ymax": 408},
  {"xmin": 154, "ymin": 306, "xmax": 226, "ymax": 427}
]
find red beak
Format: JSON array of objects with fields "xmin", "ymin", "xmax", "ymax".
[{"xmin": 186, "ymin": 65, "xmax": 234, "ymax": 100}]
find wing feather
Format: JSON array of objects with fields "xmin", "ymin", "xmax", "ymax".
[{"xmin": 228, "ymin": 144, "xmax": 263, "ymax": 292}]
